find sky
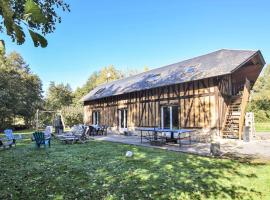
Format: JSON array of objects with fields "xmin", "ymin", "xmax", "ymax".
[{"xmin": 2, "ymin": 0, "xmax": 270, "ymax": 93}]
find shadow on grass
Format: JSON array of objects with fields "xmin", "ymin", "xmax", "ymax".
[{"xmin": 0, "ymin": 140, "xmax": 266, "ymax": 199}]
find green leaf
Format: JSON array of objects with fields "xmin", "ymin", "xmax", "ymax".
[
  {"xmin": 28, "ymin": 30, "xmax": 48, "ymax": 48},
  {"xmin": 13, "ymin": 24, "xmax": 26, "ymax": 45},
  {"xmin": 24, "ymin": 0, "xmax": 47, "ymax": 24},
  {"xmin": 0, "ymin": 0, "xmax": 15, "ymax": 35}
]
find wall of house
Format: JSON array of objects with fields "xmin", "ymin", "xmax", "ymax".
[
  {"xmin": 215, "ymin": 74, "xmax": 232, "ymax": 133},
  {"xmin": 84, "ymin": 76, "xmax": 233, "ymax": 134}
]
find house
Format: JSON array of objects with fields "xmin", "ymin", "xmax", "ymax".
[{"xmin": 83, "ymin": 49, "xmax": 265, "ymax": 139}]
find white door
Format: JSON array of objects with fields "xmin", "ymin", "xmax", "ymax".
[
  {"xmin": 161, "ymin": 106, "xmax": 179, "ymax": 130},
  {"xmin": 118, "ymin": 109, "xmax": 128, "ymax": 132}
]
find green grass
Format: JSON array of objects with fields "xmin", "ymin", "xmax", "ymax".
[
  {"xmin": 255, "ymin": 123, "xmax": 270, "ymax": 132},
  {"xmin": 0, "ymin": 129, "xmax": 35, "ymax": 140},
  {"xmin": 13, "ymin": 129, "xmax": 35, "ymax": 134},
  {"xmin": 0, "ymin": 129, "xmax": 34, "ymax": 134},
  {"xmin": 1, "ymin": 140, "xmax": 270, "ymax": 200}
]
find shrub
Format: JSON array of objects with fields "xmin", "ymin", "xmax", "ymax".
[
  {"xmin": 254, "ymin": 110, "xmax": 270, "ymax": 123},
  {"xmin": 61, "ymin": 105, "xmax": 84, "ymax": 127}
]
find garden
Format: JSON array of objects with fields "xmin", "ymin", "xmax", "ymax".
[{"xmin": 0, "ymin": 138, "xmax": 270, "ymax": 200}]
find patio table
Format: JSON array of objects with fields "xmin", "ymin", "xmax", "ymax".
[{"xmin": 135, "ymin": 127, "xmax": 195, "ymax": 147}]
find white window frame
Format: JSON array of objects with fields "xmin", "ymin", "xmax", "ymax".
[
  {"xmin": 92, "ymin": 111, "xmax": 100, "ymax": 125},
  {"xmin": 119, "ymin": 109, "xmax": 128, "ymax": 131},
  {"xmin": 161, "ymin": 106, "xmax": 177, "ymax": 130}
]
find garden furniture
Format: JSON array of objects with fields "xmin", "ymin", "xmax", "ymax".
[{"xmin": 33, "ymin": 132, "xmax": 51, "ymax": 148}]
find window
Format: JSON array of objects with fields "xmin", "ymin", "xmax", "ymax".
[
  {"xmin": 185, "ymin": 66, "xmax": 196, "ymax": 73},
  {"xmin": 92, "ymin": 111, "xmax": 100, "ymax": 125},
  {"xmin": 145, "ymin": 73, "xmax": 161, "ymax": 83},
  {"xmin": 95, "ymin": 88, "xmax": 105, "ymax": 95},
  {"xmin": 161, "ymin": 106, "xmax": 179, "ymax": 130}
]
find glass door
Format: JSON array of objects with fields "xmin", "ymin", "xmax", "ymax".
[
  {"xmin": 161, "ymin": 106, "xmax": 179, "ymax": 130},
  {"xmin": 92, "ymin": 111, "xmax": 100, "ymax": 125},
  {"xmin": 118, "ymin": 109, "xmax": 128, "ymax": 132}
]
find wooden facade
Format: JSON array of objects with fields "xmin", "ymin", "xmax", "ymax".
[{"xmin": 84, "ymin": 51, "xmax": 265, "ymax": 138}]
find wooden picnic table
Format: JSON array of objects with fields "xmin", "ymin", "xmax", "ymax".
[{"xmin": 135, "ymin": 127, "xmax": 195, "ymax": 147}]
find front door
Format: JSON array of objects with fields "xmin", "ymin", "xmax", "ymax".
[
  {"xmin": 161, "ymin": 106, "xmax": 179, "ymax": 130},
  {"xmin": 118, "ymin": 109, "xmax": 128, "ymax": 132}
]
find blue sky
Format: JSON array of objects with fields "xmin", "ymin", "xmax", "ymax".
[{"xmin": 2, "ymin": 0, "xmax": 270, "ymax": 93}]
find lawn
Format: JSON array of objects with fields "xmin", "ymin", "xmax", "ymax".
[
  {"xmin": 0, "ymin": 129, "xmax": 35, "ymax": 139},
  {"xmin": 0, "ymin": 140, "xmax": 270, "ymax": 200},
  {"xmin": 255, "ymin": 123, "xmax": 270, "ymax": 132}
]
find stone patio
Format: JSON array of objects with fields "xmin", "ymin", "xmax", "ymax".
[{"xmin": 90, "ymin": 133, "xmax": 270, "ymax": 160}]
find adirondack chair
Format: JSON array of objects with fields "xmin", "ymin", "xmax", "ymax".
[
  {"xmin": 33, "ymin": 132, "xmax": 51, "ymax": 148},
  {"xmin": 4, "ymin": 129, "xmax": 16, "ymax": 147}
]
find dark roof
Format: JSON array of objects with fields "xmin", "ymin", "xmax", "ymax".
[{"xmin": 83, "ymin": 49, "xmax": 264, "ymax": 101}]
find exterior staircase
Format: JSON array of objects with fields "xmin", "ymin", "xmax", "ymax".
[
  {"xmin": 222, "ymin": 78, "xmax": 251, "ymax": 139},
  {"xmin": 222, "ymin": 96, "xmax": 242, "ymax": 138}
]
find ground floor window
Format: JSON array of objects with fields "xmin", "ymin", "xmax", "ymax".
[
  {"xmin": 92, "ymin": 111, "xmax": 100, "ymax": 125},
  {"xmin": 161, "ymin": 106, "xmax": 179, "ymax": 129},
  {"xmin": 118, "ymin": 108, "xmax": 128, "ymax": 130}
]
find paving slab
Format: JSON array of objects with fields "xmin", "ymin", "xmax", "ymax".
[
  {"xmin": 91, "ymin": 134, "xmax": 211, "ymax": 156},
  {"xmin": 90, "ymin": 134, "xmax": 270, "ymax": 160}
]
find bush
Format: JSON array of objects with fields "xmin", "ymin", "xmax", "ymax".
[
  {"xmin": 61, "ymin": 105, "xmax": 84, "ymax": 127},
  {"xmin": 254, "ymin": 110, "xmax": 270, "ymax": 123}
]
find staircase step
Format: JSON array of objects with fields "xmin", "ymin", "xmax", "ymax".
[
  {"xmin": 227, "ymin": 115, "xmax": 240, "ymax": 117},
  {"xmin": 225, "ymin": 124, "xmax": 239, "ymax": 129},
  {"xmin": 222, "ymin": 131, "xmax": 238, "ymax": 134},
  {"xmin": 223, "ymin": 135, "xmax": 239, "ymax": 139},
  {"xmin": 229, "ymin": 107, "xmax": 240, "ymax": 110},
  {"xmin": 231, "ymin": 103, "xmax": 241, "ymax": 105},
  {"xmin": 224, "ymin": 129, "xmax": 239, "ymax": 131},
  {"xmin": 222, "ymin": 95, "xmax": 244, "ymax": 139}
]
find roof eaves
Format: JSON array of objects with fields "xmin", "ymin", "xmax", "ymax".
[
  {"xmin": 84, "ymin": 72, "xmax": 233, "ymax": 102},
  {"xmin": 230, "ymin": 50, "xmax": 262, "ymax": 73}
]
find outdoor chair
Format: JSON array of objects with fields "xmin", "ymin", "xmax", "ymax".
[
  {"xmin": 56, "ymin": 124, "xmax": 84, "ymax": 139},
  {"xmin": 0, "ymin": 138, "xmax": 14, "ymax": 149},
  {"xmin": 99, "ymin": 125, "xmax": 108, "ymax": 135},
  {"xmin": 176, "ymin": 131, "xmax": 193, "ymax": 147},
  {"xmin": 33, "ymin": 132, "xmax": 51, "ymax": 148},
  {"xmin": 89, "ymin": 125, "xmax": 98, "ymax": 136},
  {"xmin": 3, "ymin": 129, "xmax": 17, "ymax": 147},
  {"xmin": 74, "ymin": 126, "xmax": 88, "ymax": 141},
  {"xmin": 59, "ymin": 126, "xmax": 89, "ymax": 144}
]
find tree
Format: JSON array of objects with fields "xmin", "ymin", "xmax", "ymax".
[
  {"xmin": 46, "ymin": 82, "xmax": 73, "ymax": 110},
  {"xmin": 248, "ymin": 64, "xmax": 270, "ymax": 122},
  {"xmin": 0, "ymin": 51, "xmax": 43, "ymax": 129},
  {"xmin": 73, "ymin": 65, "xmax": 123, "ymax": 104},
  {"xmin": 0, "ymin": 0, "xmax": 70, "ymax": 47}
]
